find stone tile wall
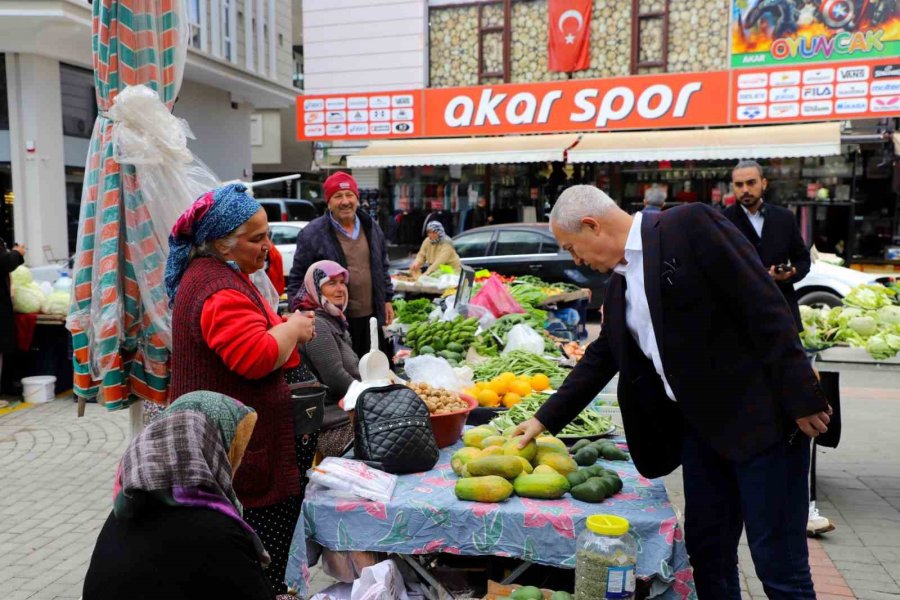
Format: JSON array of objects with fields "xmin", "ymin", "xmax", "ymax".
[{"xmin": 428, "ymin": 0, "xmax": 730, "ymax": 87}]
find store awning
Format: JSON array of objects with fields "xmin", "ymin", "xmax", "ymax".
[
  {"xmin": 347, "ymin": 134, "xmax": 580, "ymax": 168},
  {"xmin": 567, "ymin": 122, "xmax": 842, "ymax": 163}
]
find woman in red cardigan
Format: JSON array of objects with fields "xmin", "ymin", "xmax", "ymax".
[{"xmin": 165, "ymin": 184, "xmax": 315, "ymax": 596}]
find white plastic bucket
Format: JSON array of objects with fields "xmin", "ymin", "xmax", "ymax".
[{"xmin": 22, "ymin": 376, "xmax": 57, "ymax": 404}]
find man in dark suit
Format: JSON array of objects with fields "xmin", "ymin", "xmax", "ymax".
[
  {"xmin": 724, "ymin": 161, "xmax": 810, "ymax": 329},
  {"xmin": 514, "ymin": 186, "xmax": 830, "ymax": 599}
]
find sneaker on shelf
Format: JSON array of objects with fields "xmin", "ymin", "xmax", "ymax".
[{"xmin": 807, "ymin": 505, "xmax": 836, "ymax": 536}]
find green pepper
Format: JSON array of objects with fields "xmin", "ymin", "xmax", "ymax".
[
  {"xmin": 570, "ymin": 477, "xmax": 612, "ymax": 503},
  {"xmin": 573, "ymin": 446, "xmax": 599, "ymax": 466},
  {"xmin": 571, "ymin": 439, "xmax": 591, "ymax": 453}
]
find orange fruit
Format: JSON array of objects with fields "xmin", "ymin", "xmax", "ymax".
[
  {"xmin": 463, "ymin": 387, "xmax": 479, "ymax": 398},
  {"xmin": 477, "ymin": 389, "xmax": 501, "ymax": 408},
  {"xmin": 474, "ymin": 381, "xmax": 488, "ymax": 391},
  {"xmin": 488, "ymin": 379, "xmax": 508, "ymax": 396},
  {"xmin": 509, "ymin": 380, "xmax": 532, "ymax": 397},
  {"xmin": 502, "ymin": 392, "xmax": 522, "ymax": 408},
  {"xmin": 516, "ymin": 374, "xmax": 532, "ymax": 382},
  {"xmin": 530, "ymin": 373, "xmax": 551, "ymax": 391},
  {"xmin": 499, "ymin": 371, "xmax": 516, "ymax": 384}
]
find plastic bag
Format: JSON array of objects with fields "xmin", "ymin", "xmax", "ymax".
[
  {"xmin": 249, "ymin": 269, "xmax": 280, "ymax": 313},
  {"xmin": 403, "ymin": 355, "xmax": 463, "ymax": 391},
  {"xmin": 308, "ymin": 458, "xmax": 398, "ymax": 502},
  {"xmin": 351, "ymin": 559, "xmax": 410, "ymax": 600},
  {"xmin": 503, "ymin": 323, "xmax": 545, "ymax": 355},
  {"xmin": 320, "ymin": 550, "xmax": 387, "ymax": 585},
  {"xmin": 442, "ymin": 302, "xmax": 496, "ymax": 331},
  {"xmin": 470, "ymin": 275, "xmax": 525, "ymax": 318}
]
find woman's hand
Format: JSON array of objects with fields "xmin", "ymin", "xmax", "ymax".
[{"xmin": 288, "ymin": 310, "xmax": 316, "ymax": 344}]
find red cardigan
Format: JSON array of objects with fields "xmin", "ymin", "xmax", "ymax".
[{"xmin": 200, "ymin": 274, "xmax": 299, "ymax": 380}]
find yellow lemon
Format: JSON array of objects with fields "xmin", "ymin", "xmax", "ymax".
[
  {"xmin": 488, "ymin": 379, "xmax": 509, "ymax": 396},
  {"xmin": 502, "ymin": 392, "xmax": 522, "ymax": 408},
  {"xmin": 530, "ymin": 373, "xmax": 551, "ymax": 392},
  {"xmin": 477, "ymin": 389, "xmax": 501, "ymax": 408},
  {"xmin": 499, "ymin": 371, "xmax": 517, "ymax": 384},
  {"xmin": 509, "ymin": 380, "xmax": 532, "ymax": 397}
]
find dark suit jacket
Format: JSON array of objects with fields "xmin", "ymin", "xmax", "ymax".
[
  {"xmin": 534, "ymin": 204, "xmax": 827, "ymax": 478},
  {"xmin": 723, "ymin": 203, "xmax": 810, "ymax": 329}
]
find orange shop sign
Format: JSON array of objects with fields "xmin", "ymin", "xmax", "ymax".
[
  {"xmin": 296, "ymin": 58, "xmax": 900, "ymax": 141},
  {"xmin": 296, "ymin": 71, "xmax": 729, "ymax": 141}
]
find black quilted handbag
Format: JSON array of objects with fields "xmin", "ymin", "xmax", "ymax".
[{"xmin": 353, "ymin": 384, "xmax": 439, "ymax": 474}]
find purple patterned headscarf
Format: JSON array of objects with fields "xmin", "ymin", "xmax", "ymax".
[
  {"xmin": 111, "ymin": 391, "xmax": 270, "ymax": 566},
  {"xmin": 290, "ymin": 260, "xmax": 350, "ymax": 328}
]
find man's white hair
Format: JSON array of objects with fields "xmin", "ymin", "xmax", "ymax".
[
  {"xmin": 550, "ymin": 185, "xmax": 618, "ymax": 232},
  {"xmin": 643, "ymin": 185, "xmax": 666, "ymax": 207}
]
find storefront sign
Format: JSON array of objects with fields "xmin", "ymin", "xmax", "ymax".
[
  {"xmin": 730, "ymin": 0, "xmax": 900, "ymax": 68},
  {"xmin": 730, "ymin": 57, "xmax": 900, "ymax": 122},
  {"xmin": 296, "ymin": 59, "xmax": 900, "ymax": 141},
  {"xmin": 297, "ymin": 91, "xmax": 425, "ymax": 140}
]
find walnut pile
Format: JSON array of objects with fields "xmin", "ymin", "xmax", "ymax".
[{"xmin": 407, "ymin": 382, "xmax": 469, "ymax": 415}]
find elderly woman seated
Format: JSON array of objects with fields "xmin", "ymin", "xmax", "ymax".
[
  {"xmin": 409, "ymin": 221, "xmax": 461, "ymax": 277},
  {"xmin": 82, "ymin": 392, "xmax": 272, "ymax": 600},
  {"xmin": 292, "ymin": 260, "xmax": 357, "ymax": 457}
]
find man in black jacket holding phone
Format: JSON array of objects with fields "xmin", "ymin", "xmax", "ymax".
[
  {"xmin": 724, "ymin": 160, "xmax": 811, "ymax": 330},
  {"xmin": 514, "ymin": 186, "xmax": 829, "ymax": 599}
]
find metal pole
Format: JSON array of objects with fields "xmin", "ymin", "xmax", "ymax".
[{"xmin": 222, "ymin": 174, "xmax": 303, "ymax": 197}]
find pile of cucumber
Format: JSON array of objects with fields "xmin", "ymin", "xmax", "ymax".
[
  {"xmin": 566, "ymin": 465, "xmax": 623, "ymax": 503},
  {"xmin": 405, "ymin": 317, "xmax": 479, "ymax": 364},
  {"xmin": 570, "ymin": 438, "xmax": 629, "ymax": 464},
  {"xmin": 496, "ymin": 586, "xmax": 572, "ymax": 600}
]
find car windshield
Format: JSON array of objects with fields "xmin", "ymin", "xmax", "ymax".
[
  {"xmin": 286, "ymin": 202, "xmax": 317, "ymax": 221},
  {"xmin": 270, "ymin": 226, "xmax": 300, "ymax": 246}
]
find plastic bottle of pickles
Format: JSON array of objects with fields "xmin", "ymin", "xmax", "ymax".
[{"xmin": 574, "ymin": 515, "xmax": 637, "ymax": 600}]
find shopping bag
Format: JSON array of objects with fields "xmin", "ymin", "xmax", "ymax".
[{"xmin": 470, "ymin": 275, "xmax": 525, "ymax": 318}]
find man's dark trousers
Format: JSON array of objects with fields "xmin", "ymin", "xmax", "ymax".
[{"xmin": 681, "ymin": 427, "xmax": 814, "ymax": 599}]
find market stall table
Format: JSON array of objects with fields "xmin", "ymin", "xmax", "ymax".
[{"xmin": 285, "ymin": 439, "xmax": 694, "ymax": 598}]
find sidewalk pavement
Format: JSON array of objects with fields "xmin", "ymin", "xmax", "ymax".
[
  {"xmin": 0, "ymin": 397, "xmax": 128, "ymax": 600},
  {"xmin": 0, "ymin": 362, "xmax": 898, "ymax": 599},
  {"xmin": 664, "ymin": 365, "xmax": 900, "ymax": 600}
]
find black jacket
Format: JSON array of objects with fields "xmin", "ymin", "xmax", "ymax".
[
  {"xmin": 0, "ymin": 244, "xmax": 25, "ymax": 355},
  {"xmin": 535, "ymin": 205, "xmax": 827, "ymax": 478},
  {"xmin": 723, "ymin": 203, "xmax": 811, "ymax": 329},
  {"xmin": 286, "ymin": 210, "xmax": 394, "ymax": 324},
  {"xmin": 83, "ymin": 506, "xmax": 271, "ymax": 600}
]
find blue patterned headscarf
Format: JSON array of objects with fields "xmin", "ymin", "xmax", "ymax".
[{"xmin": 165, "ymin": 184, "xmax": 261, "ymax": 304}]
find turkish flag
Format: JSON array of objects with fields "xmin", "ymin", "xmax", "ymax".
[{"xmin": 548, "ymin": 0, "xmax": 592, "ymax": 73}]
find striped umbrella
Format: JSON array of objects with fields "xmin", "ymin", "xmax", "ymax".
[{"xmin": 68, "ymin": 0, "xmax": 189, "ymax": 411}]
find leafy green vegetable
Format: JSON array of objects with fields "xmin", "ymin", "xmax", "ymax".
[
  {"xmin": 843, "ymin": 284, "xmax": 896, "ymax": 310},
  {"xmin": 394, "ymin": 298, "xmax": 435, "ymax": 324},
  {"xmin": 490, "ymin": 394, "xmax": 613, "ymax": 438},
  {"xmin": 10, "ymin": 265, "xmax": 32, "ymax": 287},
  {"xmin": 473, "ymin": 350, "xmax": 570, "ymax": 388}
]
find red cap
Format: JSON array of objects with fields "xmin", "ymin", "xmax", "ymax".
[{"xmin": 324, "ymin": 172, "xmax": 359, "ymax": 201}]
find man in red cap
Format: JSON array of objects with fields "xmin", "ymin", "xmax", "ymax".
[{"xmin": 287, "ymin": 172, "xmax": 394, "ymax": 359}]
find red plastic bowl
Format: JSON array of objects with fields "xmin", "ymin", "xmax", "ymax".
[
  {"xmin": 429, "ymin": 393, "xmax": 478, "ymax": 448},
  {"xmin": 339, "ymin": 393, "xmax": 478, "ymax": 449}
]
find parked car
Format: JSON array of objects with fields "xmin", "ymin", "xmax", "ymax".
[
  {"xmin": 258, "ymin": 198, "xmax": 318, "ymax": 223},
  {"xmin": 389, "ymin": 223, "xmax": 609, "ymax": 308},
  {"xmin": 795, "ymin": 260, "xmax": 890, "ymax": 307},
  {"xmin": 269, "ymin": 221, "xmax": 308, "ymax": 275}
]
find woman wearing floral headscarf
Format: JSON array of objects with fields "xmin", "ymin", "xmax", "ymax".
[
  {"xmin": 166, "ymin": 183, "xmax": 315, "ymax": 595},
  {"xmin": 292, "ymin": 260, "xmax": 357, "ymax": 457},
  {"xmin": 408, "ymin": 221, "xmax": 461, "ymax": 278},
  {"xmin": 82, "ymin": 392, "xmax": 271, "ymax": 600}
]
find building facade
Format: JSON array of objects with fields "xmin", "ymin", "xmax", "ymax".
[
  {"xmin": 0, "ymin": 0, "xmax": 297, "ymax": 264},
  {"xmin": 300, "ymin": 0, "xmax": 900, "ymax": 265}
]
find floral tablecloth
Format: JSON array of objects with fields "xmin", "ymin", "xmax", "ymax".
[{"xmin": 286, "ymin": 440, "xmax": 696, "ymax": 598}]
